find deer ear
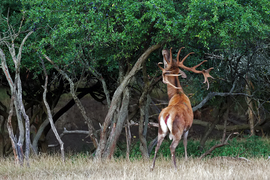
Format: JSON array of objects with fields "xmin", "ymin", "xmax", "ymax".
[{"xmin": 179, "ymin": 70, "xmax": 187, "ymax": 78}]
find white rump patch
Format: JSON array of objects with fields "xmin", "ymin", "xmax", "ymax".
[
  {"xmin": 160, "ymin": 116, "xmax": 168, "ymax": 135},
  {"xmin": 167, "ymin": 116, "xmax": 173, "ymax": 140},
  {"xmin": 167, "ymin": 116, "xmax": 172, "ymax": 133},
  {"xmin": 160, "ymin": 115, "xmax": 174, "ymax": 140}
]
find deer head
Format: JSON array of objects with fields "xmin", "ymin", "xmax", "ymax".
[{"xmin": 158, "ymin": 47, "xmax": 214, "ymax": 90}]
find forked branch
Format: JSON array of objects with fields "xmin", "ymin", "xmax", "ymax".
[{"xmin": 199, "ymin": 132, "xmax": 239, "ymax": 160}]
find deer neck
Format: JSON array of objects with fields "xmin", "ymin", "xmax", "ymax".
[{"xmin": 166, "ymin": 76, "xmax": 184, "ymax": 100}]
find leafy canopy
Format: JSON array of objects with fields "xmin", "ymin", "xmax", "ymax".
[
  {"xmin": 2, "ymin": 0, "xmax": 267, "ymax": 76},
  {"xmin": 21, "ymin": 0, "xmax": 186, "ymax": 73},
  {"xmin": 183, "ymin": 0, "xmax": 270, "ymax": 48}
]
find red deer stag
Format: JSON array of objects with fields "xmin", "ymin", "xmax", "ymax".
[{"xmin": 151, "ymin": 47, "xmax": 213, "ymax": 170}]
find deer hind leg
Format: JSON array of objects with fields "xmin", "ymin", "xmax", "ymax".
[
  {"xmin": 151, "ymin": 131, "xmax": 167, "ymax": 171},
  {"xmin": 170, "ymin": 136, "xmax": 181, "ymax": 169},
  {"xmin": 183, "ymin": 130, "xmax": 189, "ymax": 160}
]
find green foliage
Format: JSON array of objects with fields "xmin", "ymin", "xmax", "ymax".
[
  {"xmin": 20, "ymin": 0, "xmax": 270, "ymax": 71},
  {"xmin": 205, "ymin": 136, "xmax": 270, "ymax": 158},
  {"xmin": 183, "ymin": 0, "xmax": 270, "ymax": 48},
  {"xmin": 20, "ymin": 0, "xmax": 186, "ymax": 74},
  {"xmin": 114, "ymin": 136, "xmax": 270, "ymax": 159},
  {"xmin": 2, "ymin": 0, "xmax": 269, "ymax": 84},
  {"xmin": 0, "ymin": 0, "xmax": 22, "ymax": 22}
]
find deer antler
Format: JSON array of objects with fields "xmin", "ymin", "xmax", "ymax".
[{"xmin": 176, "ymin": 47, "xmax": 214, "ymax": 90}]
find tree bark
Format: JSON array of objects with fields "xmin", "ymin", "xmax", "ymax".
[
  {"xmin": 245, "ymin": 75, "xmax": 255, "ymax": 135},
  {"xmin": 95, "ymin": 43, "xmax": 161, "ymax": 160},
  {"xmin": 125, "ymin": 120, "xmax": 131, "ymax": 160},
  {"xmin": 139, "ymin": 95, "xmax": 151, "ymax": 159},
  {"xmin": 103, "ymin": 87, "xmax": 130, "ymax": 159},
  {"xmin": 6, "ymin": 95, "xmax": 19, "ymax": 163},
  {"xmin": 137, "ymin": 70, "xmax": 159, "ymax": 159},
  {"xmin": 138, "ymin": 62, "xmax": 151, "ymax": 159}
]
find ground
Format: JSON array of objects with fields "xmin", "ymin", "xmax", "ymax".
[{"xmin": 0, "ymin": 155, "xmax": 269, "ymax": 180}]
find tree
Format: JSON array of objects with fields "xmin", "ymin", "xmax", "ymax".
[
  {"xmin": 0, "ymin": 0, "xmax": 267, "ymax": 160},
  {"xmin": 21, "ymin": 0, "xmax": 185, "ymax": 159},
  {"xmin": 0, "ymin": 12, "xmax": 33, "ymax": 164}
]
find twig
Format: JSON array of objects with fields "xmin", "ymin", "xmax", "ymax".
[
  {"xmin": 40, "ymin": 56, "xmax": 65, "ymax": 162},
  {"xmin": 199, "ymin": 143, "xmax": 229, "ymax": 160},
  {"xmin": 199, "ymin": 132, "xmax": 239, "ymax": 160}
]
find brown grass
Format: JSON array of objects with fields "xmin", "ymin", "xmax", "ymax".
[{"xmin": 0, "ymin": 155, "xmax": 269, "ymax": 180}]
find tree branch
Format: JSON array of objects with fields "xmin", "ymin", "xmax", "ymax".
[
  {"xmin": 192, "ymin": 92, "xmax": 253, "ymax": 111},
  {"xmin": 42, "ymin": 53, "xmax": 98, "ymax": 148},
  {"xmin": 41, "ymin": 57, "xmax": 65, "ymax": 162},
  {"xmin": 199, "ymin": 132, "xmax": 239, "ymax": 160}
]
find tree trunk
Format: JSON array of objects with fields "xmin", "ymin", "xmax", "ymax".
[
  {"xmin": 6, "ymin": 95, "xmax": 19, "ymax": 163},
  {"xmin": 138, "ymin": 62, "xmax": 151, "ymax": 159},
  {"xmin": 103, "ymin": 87, "xmax": 130, "ymax": 159},
  {"xmin": 0, "ymin": 30, "xmax": 33, "ymax": 165},
  {"xmin": 0, "ymin": 110, "xmax": 6, "ymax": 157},
  {"xmin": 138, "ymin": 58, "xmax": 161, "ymax": 159},
  {"xmin": 95, "ymin": 44, "xmax": 161, "ymax": 160},
  {"xmin": 0, "ymin": 133, "xmax": 3, "ymax": 157},
  {"xmin": 125, "ymin": 120, "xmax": 131, "ymax": 160},
  {"xmin": 245, "ymin": 75, "xmax": 255, "ymax": 135},
  {"xmin": 139, "ymin": 95, "xmax": 151, "ymax": 159}
]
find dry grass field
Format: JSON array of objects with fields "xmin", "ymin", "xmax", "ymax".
[{"xmin": 0, "ymin": 155, "xmax": 269, "ymax": 180}]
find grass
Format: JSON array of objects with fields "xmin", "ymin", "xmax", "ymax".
[
  {"xmin": 0, "ymin": 137, "xmax": 269, "ymax": 179},
  {"xmin": 124, "ymin": 136, "xmax": 270, "ymax": 160},
  {"xmin": 0, "ymin": 155, "xmax": 269, "ymax": 180}
]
